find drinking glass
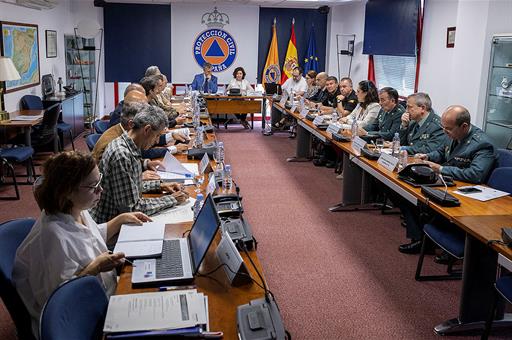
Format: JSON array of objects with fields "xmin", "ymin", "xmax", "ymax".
[{"xmin": 375, "ymin": 138, "xmax": 384, "ymax": 152}]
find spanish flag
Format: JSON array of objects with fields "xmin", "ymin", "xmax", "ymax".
[
  {"xmin": 262, "ymin": 18, "xmax": 281, "ymax": 86},
  {"xmin": 281, "ymin": 18, "xmax": 298, "ymax": 83}
]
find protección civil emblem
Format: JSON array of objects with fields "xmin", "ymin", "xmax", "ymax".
[{"xmin": 193, "ymin": 7, "xmax": 237, "ymax": 72}]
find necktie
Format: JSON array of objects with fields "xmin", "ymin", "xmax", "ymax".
[{"xmin": 204, "ymin": 78, "xmax": 209, "ymax": 93}]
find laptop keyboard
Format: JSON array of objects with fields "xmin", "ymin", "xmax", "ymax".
[{"xmin": 156, "ymin": 240, "xmax": 184, "ymax": 278}]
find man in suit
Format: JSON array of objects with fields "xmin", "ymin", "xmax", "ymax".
[
  {"xmin": 191, "ymin": 62, "xmax": 218, "ymax": 94},
  {"xmin": 399, "ymin": 92, "xmax": 447, "ymax": 154},
  {"xmin": 397, "ymin": 105, "xmax": 497, "ymax": 254},
  {"xmin": 108, "ymin": 83, "xmax": 146, "ymax": 128},
  {"xmin": 361, "ymin": 87, "xmax": 404, "ymax": 141}
]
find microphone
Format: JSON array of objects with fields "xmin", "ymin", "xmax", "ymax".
[{"xmin": 439, "ymin": 174, "xmax": 448, "ymax": 201}]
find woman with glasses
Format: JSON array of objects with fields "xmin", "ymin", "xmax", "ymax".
[
  {"xmin": 303, "ymin": 70, "xmax": 320, "ymax": 100},
  {"xmin": 340, "ymin": 80, "xmax": 381, "ymax": 129},
  {"xmin": 13, "ymin": 151, "xmax": 151, "ymax": 337}
]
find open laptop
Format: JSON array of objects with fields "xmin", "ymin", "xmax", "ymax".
[
  {"xmin": 132, "ymin": 194, "xmax": 221, "ymax": 286},
  {"xmin": 264, "ymin": 83, "xmax": 282, "ymax": 95}
]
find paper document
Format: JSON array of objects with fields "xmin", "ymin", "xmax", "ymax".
[
  {"xmin": 11, "ymin": 115, "xmax": 43, "ymax": 121},
  {"xmin": 103, "ymin": 290, "xmax": 208, "ymax": 333},
  {"xmin": 157, "ymin": 153, "xmax": 199, "ymax": 182},
  {"xmin": 453, "ymin": 185, "xmax": 510, "ymax": 201},
  {"xmin": 113, "ymin": 222, "xmax": 166, "ymax": 258},
  {"xmin": 150, "ymin": 198, "xmax": 196, "ymax": 224}
]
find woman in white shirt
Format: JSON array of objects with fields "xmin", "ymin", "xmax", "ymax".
[
  {"xmin": 340, "ymin": 80, "xmax": 381, "ymax": 130},
  {"xmin": 227, "ymin": 66, "xmax": 254, "ymax": 129},
  {"xmin": 13, "ymin": 151, "xmax": 150, "ymax": 338}
]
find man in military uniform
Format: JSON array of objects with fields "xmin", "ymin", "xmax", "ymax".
[
  {"xmin": 361, "ymin": 87, "xmax": 405, "ymax": 141},
  {"xmin": 399, "ymin": 92, "xmax": 447, "ymax": 154},
  {"xmin": 397, "ymin": 105, "xmax": 498, "ymax": 254},
  {"xmin": 336, "ymin": 77, "xmax": 358, "ymax": 117}
]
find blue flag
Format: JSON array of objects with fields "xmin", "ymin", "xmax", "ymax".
[{"xmin": 304, "ymin": 25, "xmax": 319, "ymax": 73}]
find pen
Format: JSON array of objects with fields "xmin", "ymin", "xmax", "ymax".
[
  {"xmin": 108, "ymin": 250, "xmax": 136, "ymax": 267},
  {"xmin": 159, "ymin": 285, "xmax": 197, "ymax": 291}
]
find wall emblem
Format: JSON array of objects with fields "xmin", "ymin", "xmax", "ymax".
[{"xmin": 193, "ymin": 7, "xmax": 237, "ymax": 72}]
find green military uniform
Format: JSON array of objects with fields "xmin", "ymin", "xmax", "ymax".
[
  {"xmin": 426, "ymin": 125, "xmax": 497, "ymax": 184},
  {"xmin": 366, "ymin": 103, "xmax": 405, "ymax": 141},
  {"xmin": 399, "ymin": 111, "xmax": 447, "ymax": 154}
]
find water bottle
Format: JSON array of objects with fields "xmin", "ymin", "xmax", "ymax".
[
  {"xmin": 222, "ymin": 164, "xmax": 232, "ymax": 192},
  {"xmin": 192, "ymin": 108, "xmax": 200, "ymax": 129},
  {"xmin": 193, "ymin": 193, "xmax": 204, "ymax": 220},
  {"xmin": 392, "ymin": 132, "xmax": 401, "ymax": 157},
  {"xmin": 399, "ymin": 149, "xmax": 408, "ymax": 170},
  {"xmin": 264, "ymin": 117, "xmax": 272, "ymax": 134},
  {"xmin": 351, "ymin": 119, "xmax": 358, "ymax": 140},
  {"xmin": 195, "ymin": 126, "xmax": 204, "ymax": 148},
  {"xmin": 215, "ymin": 141, "xmax": 225, "ymax": 164}
]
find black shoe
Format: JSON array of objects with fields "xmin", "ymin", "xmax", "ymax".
[
  {"xmin": 399, "ymin": 240, "xmax": 423, "ymax": 254},
  {"xmin": 434, "ymin": 251, "xmax": 453, "ymax": 265},
  {"xmin": 325, "ymin": 161, "xmax": 336, "ymax": 168},
  {"xmin": 313, "ymin": 158, "xmax": 326, "ymax": 167},
  {"xmin": 401, "ymin": 221, "xmax": 407, "ymax": 228}
]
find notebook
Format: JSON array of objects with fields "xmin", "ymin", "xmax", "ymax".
[
  {"xmin": 132, "ymin": 194, "xmax": 220, "ymax": 285},
  {"xmin": 113, "ymin": 222, "xmax": 165, "ymax": 258}
]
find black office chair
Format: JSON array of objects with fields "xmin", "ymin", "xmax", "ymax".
[
  {"xmin": 30, "ymin": 103, "xmax": 61, "ymax": 153},
  {"xmin": 482, "ymin": 274, "xmax": 512, "ymax": 339},
  {"xmin": 21, "ymin": 95, "xmax": 74, "ymax": 151},
  {"xmin": 0, "ymin": 218, "xmax": 36, "ymax": 340}
]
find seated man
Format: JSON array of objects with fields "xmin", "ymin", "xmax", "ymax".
[
  {"xmin": 307, "ymin": 72, "xmax": 328, "ymax": 102},
  {"xmin": 90, "ymin": 105, "xmax": 189, "ymax": 224},
  {"xmin": 361, "ymin": 87, "xmax": 404, "ymax": 141},
  {"xmin": 108, "ymin": 83, "xmax": 145, "ymax": 128},
  {"xmin": 335, "ymin": 77, "xmax": 358, "ymax": 117},
  {"xmin": 318, "ymin": 76, "xmax": 341, "ymax": 114},
  {"xmin": 399, "ymin": 92, "xmax": 447, "ymax": 154},
  {"xmin": 191, "ymin": 62, "xmax": 218, "ymax": 94},
  {"xmin": 395, "ymin": 105, "xmax": 497, "ymax": 254},
  {"xmin": 141, "ymin": 75, "xmax": 185, "ymax": 129}
]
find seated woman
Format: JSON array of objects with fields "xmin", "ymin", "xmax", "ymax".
[
  {"xmin": 226, "ymin": 66, "xmax": 254, "ymax": 129},
  {"xmin": 304, "ymin": 70, "xmax": 320, "ymax": 100},
  {"xmin": 340, "ymin": 80, "xmax": 381, "ymax": 130},
  {"xmin": 13, "ymin": 151, "xmax": 150, "ymax": 337}
]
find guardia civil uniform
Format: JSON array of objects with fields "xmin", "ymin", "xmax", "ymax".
[
  {"xmin": 366, "ymin": 103, "xmax": 405, "ymax": 141},
  {"xmin": 399, "ymin": 111, "xmax": 447, "ymax": 154}
]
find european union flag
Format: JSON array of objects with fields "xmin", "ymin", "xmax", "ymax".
[{"xmin": 304, "ymin": 25, "xmax": 319, "ymax": 74}]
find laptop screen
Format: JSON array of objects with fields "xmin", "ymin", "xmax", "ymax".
[{"xmin": 188, "ymin": 195, "xmax": 220, "ymax": 273}]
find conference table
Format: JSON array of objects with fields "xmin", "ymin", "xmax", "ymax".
[
  {"xmin": 0, "ymin": 109, "xmax": 45, "ymax": 147},
  {"xmin": 203, "ymin": 95, "xmax": 265, "ymax": 130},
  {"xmin": 114, "ymin": 117, "xmax": 268, "ymax": 339},
  {"xmin": 273, "ymin": 101, "xmax": 512, "ymax": 335}
]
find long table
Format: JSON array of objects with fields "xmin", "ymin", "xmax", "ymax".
[
  {"xmin": 204, "ymin": 95, "xmax": 265, "ymax": 129},
  {"xmin": 114, "ymin": 120, "xmax": 268, "ymax": 339},
  {"xmin": 273, "ymin": 101, "xmax": 512, "ymax": 335}
]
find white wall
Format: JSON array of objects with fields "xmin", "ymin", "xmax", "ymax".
[
  {"xmin": 0, "ymin": 0, "xmax": 105, "ymax": 117},
  {"xmin": 170, "ymin": 3, "xmax": 259, "ymax": 86},
  {"xmin": 417, "ymin": 0, "xmax": 458, "ymax": 114},
  {"xmin": 326, "ymin": 2, "xmax": 368, "ymax": 84}
]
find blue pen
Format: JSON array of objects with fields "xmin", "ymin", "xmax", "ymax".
[{"xmin": 159, "ymin": 285, "xmax": 197, "ymax": 291}]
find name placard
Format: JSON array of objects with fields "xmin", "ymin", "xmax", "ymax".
[
  {"xmin": 300, "ymin": 107, "xmax": 309, "ymax": 118},
  {"xmin": 351, "ymin": 136, "xmax": 367, "ymax": 154},
  {"xmin": 378, "ymin": 153, "xmax": 399, "ymax": 172},
  {"xmin": 290, "ymin": 103, "xmax": 297, "ymax": 113},
  {"xmin": 199, "ymin": 152, "xmax": 210, "ymax": 175},
  {"xmin": 313, "ymin": 115, "xmax": 324, "ymax": 126},
  {"xmin": 327, "ymin": 123, "xmax": 341, "ymax": 135},
  {"xmin": 206, "ymin": 175, "xmax": 217, "ymax": 196}
]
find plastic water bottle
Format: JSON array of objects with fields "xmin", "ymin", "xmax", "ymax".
[
  {"xmin": 195, "ymin": 126, "xmax": 204, "ymax": 148},
  {"xmin": 222, "ymin": 164, "xmax": 232, "ymax": 192},
  {"xmin": 264, "ymin": 117, "xmax": 272, "ymax": 134},
  {"xmin": 193, "ymin": 108, "xmax": 200, "ymax": 129},
  {"xmin": 392, "ymin": 132, "xmax": 401, "ymax": 157},
  {"xmin": 215, "ymin": 141, "xmax": 225, "ymax": 164},
  {"xmin": 399, "ymin": 149, "xmax": 408, "ymax": 170},
  {"xmin": 193, "ymin": 193, "xmax": 204, "ymax": 220},
  {"xmin": 351, "ymin": 119, "xmax": 358, "ymax": 140}
]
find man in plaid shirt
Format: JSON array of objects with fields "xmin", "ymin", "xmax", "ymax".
[{"xmin": 90, "ymin": 104, "xmax": 189, "ymax": 223}]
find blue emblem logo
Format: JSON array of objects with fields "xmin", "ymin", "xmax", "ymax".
[{"xmin": 193, "ymin": 28, "xmax": 237, "ymax": 72}]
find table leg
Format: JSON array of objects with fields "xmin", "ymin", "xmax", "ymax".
[
  {"xmin": 261, "ymin": 98, "xmax": 266, "ymax": 130},
  {"xmin": 433, "ymin": 234, "xmax": 512, "ymax": 335},
  {"xmin": 23, "ymin": 127, "xmax": 34, "ymax": 182},
  {"xmin": 251, "ymin": 113, "xmax": 254, "ymax": 130},
  {"xmin": 286, "ymin": 123, "xmax": 311, "ymax": 162}
]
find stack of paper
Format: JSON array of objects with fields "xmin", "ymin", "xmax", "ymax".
[
  {"xmin": 103, "ymin": 290, "xmax": 209, "ymax": 337},
  {"xmin": 454, "ymin": 185, "xmax": 510, "ymax": 201},
  {"xmin": 150, "ymin": 197, "xmax": 196, "ymax": 224},
  {"xmin": 11, "ymin": 114, "xmax": 43, "ymax": 121},
  {"xmin": 157, "ymin": 152, "xmax": 199, "ymax": 182},
  {"xmin": 113, "ymin": 222, "xmax": 165, "ymax": 258}
]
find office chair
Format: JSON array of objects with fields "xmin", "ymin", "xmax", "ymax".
[
  {"xmin": 26, "ymin": 103, "xmax": 61, "ymax": 154},
  {"xmin": 85, "ymin": 134, "xmax": 102, "ymax": 152},
  {"xmin": 482, "ymin": 274, "xmax": 512, "ymax": 340},
  {"xmin": 497, "ymin": 148, "xmax": 512, "ymax": 168},
  {"xmin": 92, "ymin": 120, "xmax": 110, "ymax": 134},
  {"xmin": 39, "ymin": 275, "xmax": 108, "ymax": 340},
  {"xmin": 415, "ymin": 167, "xmax": 512, "ymax": 281},
  {"xmin": 0, "ymin": 218, "xmax": 36, "ymax": 340},
  {"xmin": 0, "ymin": 147, "xmax": 36, "ymax": 199},
  {"xmin": 21, "ymin": 95, "xmax": 75, "ymax": 151}
]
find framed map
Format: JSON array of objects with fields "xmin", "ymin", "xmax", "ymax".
[{"xmin": 0, "ymin": 21, "xmax": 40, "ymax": 93}]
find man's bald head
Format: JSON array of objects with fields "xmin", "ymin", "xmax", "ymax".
[
  {"xmin": 315, "ymin": 72, "xmax": 328, "ymax": 88},
  {"xmin": 123, "ymin": 83, "xmax": 145, "ymax": 97},
  {"xmin": 441, "ymin": 105, "xmax": 471, "ymax": 141},
  {"xmin": 124, "ymin": 90, "xmax": 148, "ymax": 104}
]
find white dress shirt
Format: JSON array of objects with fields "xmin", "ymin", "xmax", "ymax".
[
  {"xmin": 13, "ymin": 210, "xmax": 117, "ymax": 338},
  {"xmin": 281, "ymin": 76, "xmax": 308, "ymax": 95},
  {"xmin": 226, "ymin": 79, "xmax": 254, "ymax": 95},
  {"xmin": 345, "ymin": 102, "xmax": 382, "ymax": 129}
]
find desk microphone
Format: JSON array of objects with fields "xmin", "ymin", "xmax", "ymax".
[{"xmin": 439, "ymin": 174, "xmax": 448, "ymax": 201}]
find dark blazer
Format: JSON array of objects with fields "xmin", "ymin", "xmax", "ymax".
[{"xmin": 191, "ymin": 73, "xmax": 218, "ymax": 93}]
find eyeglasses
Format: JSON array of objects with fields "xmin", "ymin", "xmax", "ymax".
[{"xmin": 81, "ymin": 173, "xmax": 103, "ymax": 193}]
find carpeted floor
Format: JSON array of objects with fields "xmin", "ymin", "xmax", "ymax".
[{"xmin": 1, "ymin": 125, "xmax": 510, "ymax": 339}]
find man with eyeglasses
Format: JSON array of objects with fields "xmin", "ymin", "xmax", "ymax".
[
  {"xmin": 281, "ymin": 66, "xmax": 307, "ymax": 97},
  {"xmin": 395, "ymin": 105, "xmax": 497, "ymax": 255},
  {"xmin": 90, "ymin": 105, "xmax": 189, "ymax": 224},
  {"xmin": 191, "ymin": 62, "xmax": 218, "ymax": 94}
]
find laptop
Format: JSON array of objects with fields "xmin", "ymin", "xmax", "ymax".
[
  {"xmin": 131, "ymin": 194, "xmax": 221, "ymax": 286},
  {"xmin": 264, "ymin": 83, "xmax": 282, "ymax": 95}
]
